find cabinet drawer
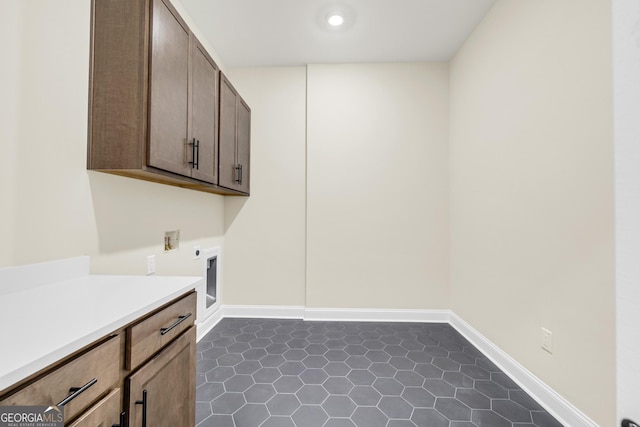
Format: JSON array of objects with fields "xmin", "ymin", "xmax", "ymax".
[
  {"xmin": 67, "ymin": 388, "xmax": 122, "ymax": 427},
  {"xmin": 126, "ymin": 291, "xmax": 196, "ymax": 370},
  {"xmin": 0, "ymin": 335, "xmax": 121, "ymax": 423}
]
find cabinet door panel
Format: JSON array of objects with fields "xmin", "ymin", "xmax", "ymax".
[
  {"xmin": 127, "ymin": 327, "xmax": 196, "ymax": 427},
  {"xmin": 89, "ymin": 0, "xmax": 147, "ymax": 170},
  {"xmin": 236, "ymin": 98, "xmax": 251, "ymax": 194},
  {"xmin": 148, "ymin": 0, "xmax": 190, "ymax": 177},
  {"xmin": 218, "ymin": 75, "xmax": 238, "ymax": 190},
  {"xmin": 190, "ymin": 40, "xmax": 218, "ymax": 184}
]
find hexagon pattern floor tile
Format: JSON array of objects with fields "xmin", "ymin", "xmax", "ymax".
[{"xmin": 195, "ymin": 319, "xmax": 563, "ymax": 427}]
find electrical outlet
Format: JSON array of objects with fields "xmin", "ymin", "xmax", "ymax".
[
  {"xmin": 146, "ymin": 255, "xmax": 156, "ymax": 275},
  {"xmin": 193, "ymin": 245, "xmax": 201, "ymax": 260},
  {"xmin": 541, "ymin": 327, "xmax": 553, "ymax": 354}
]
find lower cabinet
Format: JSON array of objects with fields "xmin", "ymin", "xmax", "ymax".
[
  {"xmin": 0, "ymin": 291, "xmax": 196, "ymax": 427},
  {"xmin": 126, "ymin": 327, "xmax": 196, "ymax": 427}
]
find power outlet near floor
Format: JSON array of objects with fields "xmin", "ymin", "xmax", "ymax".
[{"xmin": 541, "ymin": 327, "xmax": 553, "ymax": 354}]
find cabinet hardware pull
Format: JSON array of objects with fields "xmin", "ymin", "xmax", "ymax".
[
  {"xmin": 622, "ymin": 420, "xmax": 639, "ymax": 427},
  {"xmin": 195, "ymin": 139, "xmax": 200, "ymax": 170},
  {"xmin": 56, "ymin": 378, "xmax": 97, "ymax": 406},
  {"xmin": 160, "ymin": 313, "xmax": 191, "ymax": 336},
  {"xmin": 235, "ymin": 164, "xmax": 243, "ymax": 184},
  {"xmin": 189, "ymin": 139, "xmax": 199, "ymax": 169},
  {"xmin": 112, "ymin": 411, "xmax": 126, "ymax": 427},
  {"xmin": 135, "ymin": 389, "xmax": 147, "ymax": 427}
]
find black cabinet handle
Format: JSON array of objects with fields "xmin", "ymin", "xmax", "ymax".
[
  {"xmin": 112, "ymin": 411, "xmax": 126, "ymax": 427},
  {"xmin": 56, "ymin": 378, "xmax": 97, "ymax": 406},
  {"xmin": 195, "ymin": 139, "xmax": 200, "ymax": 170},
  {"xmin": 160, "ymin": 313, "xmax": 191, "ymax": 336},
  {"xmin": 189, "ymin": 139, "xmax": 199, "ymax": 169},
  {"xmin": 135, "ymin": 389, "xmax": 147, "ymax": 427},
  {"xmin": 623, "ymin": 420, "xmax": 639, "ymax": 427},
  {"xmin": 235, "ymin": 164, "xmax": 243, "ymax": 184}
]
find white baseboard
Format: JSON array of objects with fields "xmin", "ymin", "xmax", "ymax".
[
  {"xmin": 304, "ymin": 307, "xmax": 450, "ymax": 323},
  {"xmin": 196, "ymin": 304, "xmax": 596, "ymax": 426},
  {"xmin": 223, "ymin": 305, "xmax": 306, "ymax": 319},
  {"xmin": 196, "ymin": 307, "xmax": 224, "ymax": 341},
  {"xmin": 449, "ymin": 312, "xmax": 598, "ymax": 427},
  {"xmin": 220, "ymin": 304, "xmax": 449, "ymax": 323}
]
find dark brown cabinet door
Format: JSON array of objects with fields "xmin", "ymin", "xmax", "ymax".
[
  {"xmin": 218, "ymin": 75, "xmax": 237, "ymax": 190},
  {"xmin": 189, "ymin": 38, "xmax": 218, "ymax": 184},
  {"xmin": 148, "ymin": 0, "xmax": 191, "ymax": 177},
  {"xmin": 236, "ymin": 98, "xmax": 251, "ymax": 194},
  {"xmin": 218, "ymin": 73, "xmax": 251, "ymax": 194},
  {"xmin": 126, "ymin": 327, "xmax": 196, "ymax": 427}
]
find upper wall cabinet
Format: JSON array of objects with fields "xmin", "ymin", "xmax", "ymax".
[
  {"xmin": 219, "ymin": 73, "xmax": 251, "ymax": 194},
  {"xmin": 88, "ymin": 0, "xmax": 248, "ymax": 196}
]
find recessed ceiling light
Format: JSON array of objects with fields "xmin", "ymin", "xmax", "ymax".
[
  {"xmin": 327, "ymin": 13, "xmax": 344, "ymax": 27},
  {"xmin": 316, "ymin": 6, "xmax": 354, "ymax": 31}
]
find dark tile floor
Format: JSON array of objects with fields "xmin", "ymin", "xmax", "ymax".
[{"xmin": 195, "ymin": 319, "xmax": 563, "ymax": 427}]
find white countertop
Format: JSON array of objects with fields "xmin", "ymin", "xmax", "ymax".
[{"xmin": 0, "ymin": 259, "xmax": 201, "ymax": 392}]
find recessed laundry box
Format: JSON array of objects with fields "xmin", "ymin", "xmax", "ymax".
[{"xmin": 198, "ymin": 247, "xmax": 221, "ymax": 325}]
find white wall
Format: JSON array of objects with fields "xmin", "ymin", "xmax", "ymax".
[
  {"xmin": 0, "ymin": 1, "xmax": 22, "ymax": 266},
  {"xmin": 449, "ymin": 1, "xmax": 615, "ymax": 425},
  {"xmin": 222, "ymin": 67, "xmax": 307, "ymax": 307},
  {"xmin": 0, "ymin": 0, "xmax": 226, "ymax": 279},
  {"xmin": 221, "ymin": 63, "xmax": 450, "ymax": 311},
  {"xmin": 306, "ymin": 63, "xmax": 450, "ymax": 309},
  {"xmin": 613, "ymin": 0, "xmax": 640, "ymax": 424}
]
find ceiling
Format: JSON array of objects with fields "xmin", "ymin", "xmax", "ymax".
[{"xmin": 180, "ymin": 0, "xmax": 497, "ymax": 68}]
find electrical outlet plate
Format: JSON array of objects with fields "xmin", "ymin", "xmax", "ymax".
[
  {"xmin": 146, "ymin": 255, "xmax": 156, "ymax": 275},
  {"xmin": 541, "ymin": 327, "xmax": 553, "ymax": 354}
]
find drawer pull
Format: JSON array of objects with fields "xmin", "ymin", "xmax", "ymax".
[
  {"xmin": 56, "ymin": 378, "xmax": 97, "ymax": 406},
  {"xmin": 160, "ymin": 313, "xmax": 191, "ymax": 336},
  {"xmin": 135, "ymin": 390, "xmax": 147, "ymax": 427},
  {"xmin": 112, "ymin": 411, "xmax": 126, "ymax": 427}
]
